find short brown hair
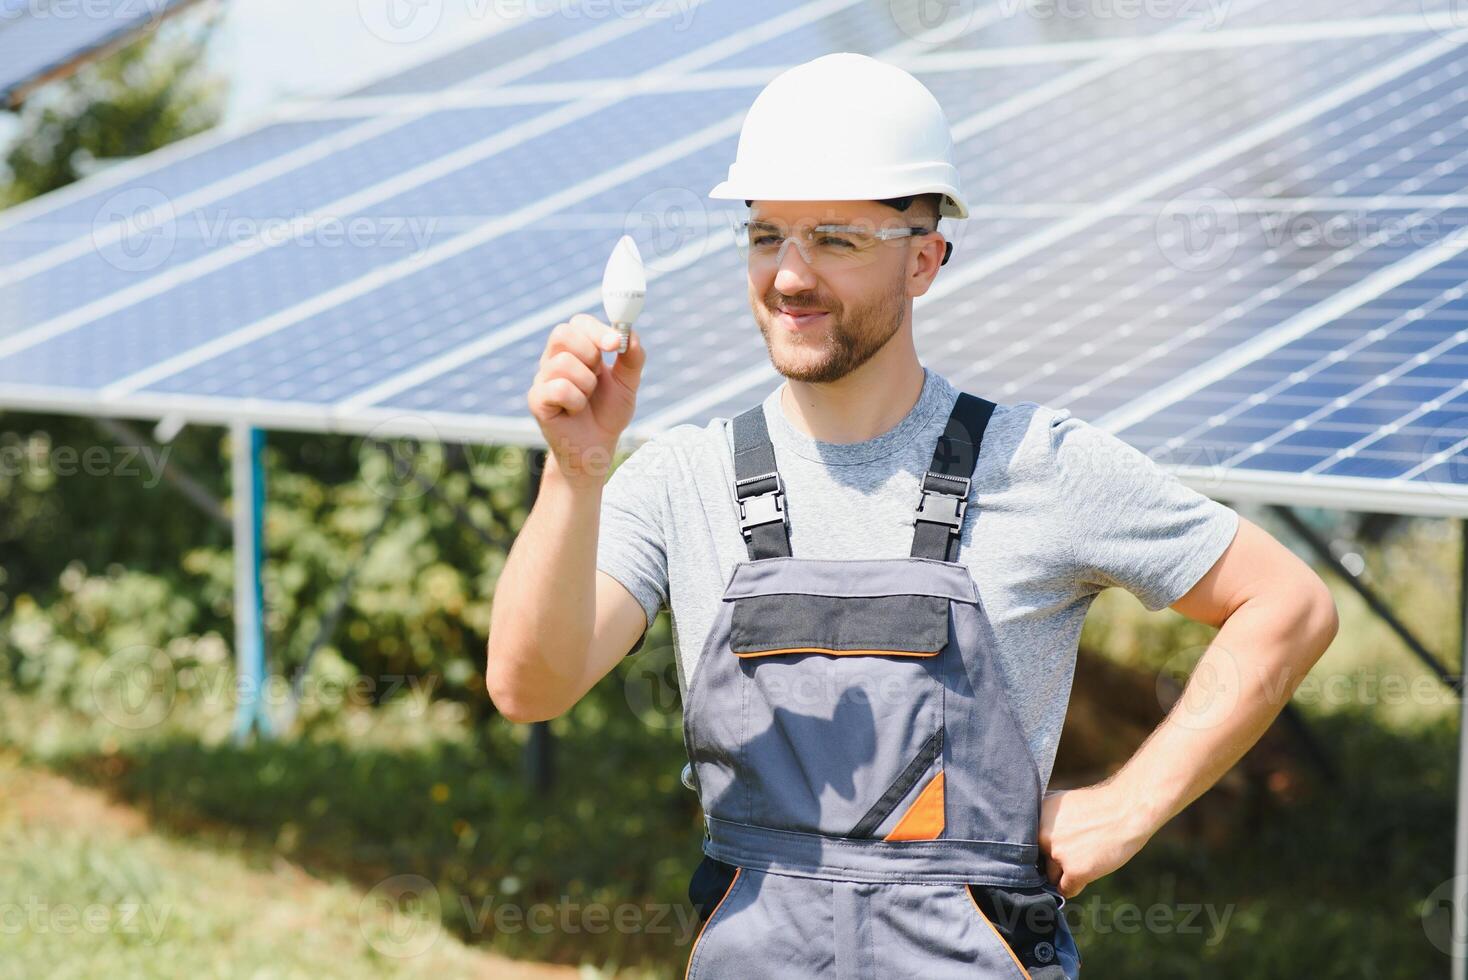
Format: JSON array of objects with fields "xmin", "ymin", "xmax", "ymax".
[
  {"xmin": 875, "ymin": 193, "xmax": 942, "ymax": 228},
  {"xmin": 741, "ymin": 193, "xmax": 942, "ymax": 226}
]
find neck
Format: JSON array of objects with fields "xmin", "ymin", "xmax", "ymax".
[{"xmin": 780, "ymin": 339, "xmax": 926, "ymax": 444}]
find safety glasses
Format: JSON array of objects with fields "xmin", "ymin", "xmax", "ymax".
[{"xmin": 732, "ymin": 217, "xmax": 935, "ymax": 270}]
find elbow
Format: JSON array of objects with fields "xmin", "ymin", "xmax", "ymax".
[
  {"xmin": 492, "ymin": 696, "xmax": 563, "ymax": 725},
  {"xmin": 1298, "ymin": 576, "xmax": 1340, "ymax": 654},
  {"xmin": 485, "ymin": 678, "xmax": 532, "ymax": 724},
  {"xmin": 484, "ymin": 637, "xmax": 570, "ymax": 724},
  {"xmin": 486, "ymin": 670, "xmax": 560, "ymax": 724}
]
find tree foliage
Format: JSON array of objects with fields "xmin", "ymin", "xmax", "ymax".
[{"xmin": 3, "ymin": 8, "xmax": 224, "ymax": 204}]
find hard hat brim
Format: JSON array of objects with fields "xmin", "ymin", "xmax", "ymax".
[{"xmin": 709, "ymin": 173, "xmax": 969, "ymax": 220}]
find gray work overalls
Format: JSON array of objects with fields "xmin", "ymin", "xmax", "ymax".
[{"xmin": 679, "ymin": 393, "xmax": 1082, "ymax": 979}]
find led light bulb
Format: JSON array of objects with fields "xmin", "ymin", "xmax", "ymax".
[{"xmin": 601, "ymin": 234, "xmax": 646, "ymax": 355}]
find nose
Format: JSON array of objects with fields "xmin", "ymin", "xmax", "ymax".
[{"xmin": 773, "ymin": 239, "xmax": 818, "ymax": 294}]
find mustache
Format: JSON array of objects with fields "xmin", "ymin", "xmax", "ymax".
[{"xmin": 766, "ymin": 295, "xmax": 836, "ymax": 312}]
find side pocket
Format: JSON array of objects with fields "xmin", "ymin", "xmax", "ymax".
[
  {"xmin": 687, "ymin": 855, "xmax": 738, "ymax": 925},
  {"xmin": 966, "ymin": 884, "xmax": 1071, "ymax": 980},
  {"xmin": 685, "ymin": 861, "xmax": 744, "ymax": 980}
]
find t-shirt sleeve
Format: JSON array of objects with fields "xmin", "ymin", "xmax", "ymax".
[
  {"xmin": 1047, "ymin": 407, "xmax": 1240, "ymax": 612},
  {"xmin": 596, "ymin": 437, "xmax": 671, "ymax": 654}
]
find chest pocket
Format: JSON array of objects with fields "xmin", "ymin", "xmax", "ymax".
[
  {"xmin": 725, "ymin": 585, "xmax": 954, "ymax": 837},
  {"xmin": 729, "ymin": 592, "xmax": 950, "ymax": 657}
]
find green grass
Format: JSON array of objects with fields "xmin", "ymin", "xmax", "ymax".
[
  {"xmin": 0, "ymin": 673, "xmax": 697, "ymax": 977},
  {"xmin": 0, "ymin": 750, "xmax": 570, "ymax": 980}
]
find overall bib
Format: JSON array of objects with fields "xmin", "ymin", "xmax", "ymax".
[{"xmin": 680, "ymin": 393, "xmax": 1082, "ymax": 979}]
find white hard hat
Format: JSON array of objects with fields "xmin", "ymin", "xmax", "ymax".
[{"xmin": 709, "ymin": 52, "xmax": 969, "ymax": 221}]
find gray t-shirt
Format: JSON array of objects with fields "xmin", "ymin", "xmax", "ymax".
[{"xmin": 596, "ymin": 366, "xmax": 1239, "ymax": 790}]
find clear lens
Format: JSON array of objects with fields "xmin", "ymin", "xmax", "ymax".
[{"xmin": 732, "ymin": 219, "xmax": 921, "ymax": 270}]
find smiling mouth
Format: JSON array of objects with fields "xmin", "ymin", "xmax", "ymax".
[{"xmin": 776, "ymin": 307, "xmax": 830, "ymax": 327}]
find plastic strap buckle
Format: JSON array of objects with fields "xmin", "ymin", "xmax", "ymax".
[
  {"xmin": 913, "ymin": 474, "xmax": 970, "ymax": 535},
  {"xmin": 736, "ymin": 472, "xmax": 788, "ymax": 540}
]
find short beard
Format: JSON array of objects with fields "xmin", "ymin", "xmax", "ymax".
[{"xmin": 755, "ymin": 272, "xmax": 907, "ymax": 384}]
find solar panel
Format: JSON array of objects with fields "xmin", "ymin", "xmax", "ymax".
[
  {"xmin": 1113, "ymin": 251, "xmax": 1468, "ymax": 511},
  {"xmin": 0, "ymin": 0, "xmax": 204, "ymax": 106},
  {"xmin": 343, "ymin": 0, "xmax": 670, "ymax": 98},
  {"xmin": 510, "ymin": 0, "xmax": 803, "ymax": 85},
  {"xmin": 923, "ymin": 0, "xmax": 1451, "ymax": 53},
  {"xmin": 0, "ymin": 0, "xmax": 1466, "ymax": 515},
  {"xmin": 0, "ymin": 104, "xmax": 562, "ymax": 326},
  {"xmin": 0, "ymin": 88, "xmax": 757, "ymax": 391},
  {"xmin": 0, "ymin": 118, "xmax": 364, "ymax": 268}
]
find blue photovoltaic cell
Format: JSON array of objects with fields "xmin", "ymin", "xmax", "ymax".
[
  {"xmin": 138, "ymin": 136, "xmax": 748, "ymax": 405},
  {"xmin": 1, "ymin": 105, "xmax": 561, "ymax": 329},
  {"xmin": 0, "ymin": 118, "xmax": 359, "ymax": 268},
  {"xmin": 939, "ymin": 32, "xmax": 1429, "ymax": 207},
  {"xmin": 698, "ymin": 0, "xmax": 933, "ymax": 70},
  {"xmin": 0, "ymin": 236, "xmax": 461, "ymax": 391},
  {"xmin": 1223, "ymin": 0, "xmax": 1460, "ymax": 30},
  {"xmin": 1117, "ymin": 255, "xmax": 1468, "ymax": 486},
  {"xmin": 348, "ymin": 88, "xmax": 755, "ymax": 226},
  {"xmin": 926, "ymin": 0, "xmax": 1449, "ymax": 54},
  {"xmin": 509, "ymin": 0, "xmax": 795, "ymax": 85},
  {"xmin": 140, "ymin": 228, "xmax": 617, "ymax": 404},
  {"xmin": 1166, "ymin": 45, "xmax": 1468, "ymax": 201},
  {"xmin": 0, "ymin": 0, "xmax": 197, "ymax": 103},
  {"xmin": 917, "ymin": 206, "xmax": 1468, "ymax": 423},
  {"xmin": 345, "ymin": 0, "xmax": 670, "ymax": 98},
  {"xmin": 923, "ymin": 0, "xmax": 1224, "ymax": 54}
]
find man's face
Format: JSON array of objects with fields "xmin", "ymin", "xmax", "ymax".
[{"xmin": 745, "ymin": 200, "xmax": 934, "ymax": 384}]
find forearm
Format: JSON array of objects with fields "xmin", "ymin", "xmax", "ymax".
[
  {"xmin": 1104, "ymin": 586, "xmax": 1338, "ymax": 841},
  {"xmin": 485, "ymin": 452, "xmax": 604, "ymax": 720}
]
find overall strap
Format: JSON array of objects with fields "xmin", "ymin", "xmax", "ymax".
[
  {"xmin": 732, "ymin": 403, "xmax": 791, "ymax": 560},
  {"xmin": 910, "ymin": 392, "xmax": 996, "ymax": 562}
]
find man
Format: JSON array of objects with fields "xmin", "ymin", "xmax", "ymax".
[{"xmin": 488, "ymin": 53, "xmax": 1338, "ymax": 977}]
